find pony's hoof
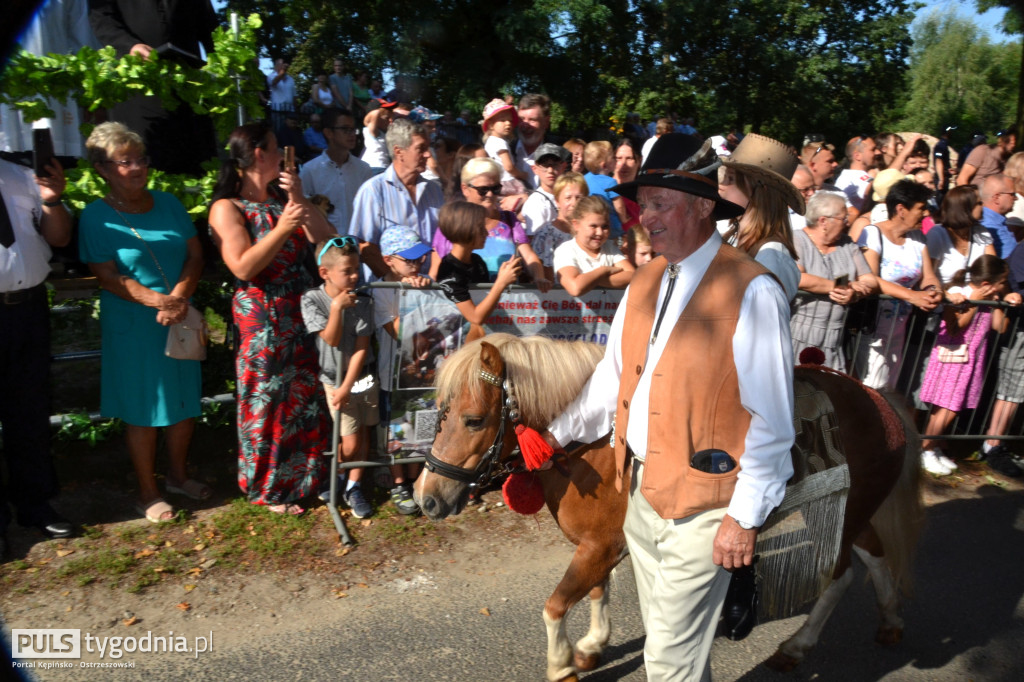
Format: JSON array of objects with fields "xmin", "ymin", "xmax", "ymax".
[
  {"xmin": 764, "ymin": 650, "xmax": 801, "ymax": 672},
  {"xmin": 574, "ymin": 650, "xmax": 601, "ymax": 671},
  {"xmin": 876, "ymin": 626, "xmax": 903, "ymax": 647}
]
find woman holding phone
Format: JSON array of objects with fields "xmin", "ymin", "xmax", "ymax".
[
  {"xmin": 208, "ymin": 121, "xmax": 334, "ymax": 514},
  {"xmin": 790, "ymin": 192, "xmax": 878, "ymax": 371}
]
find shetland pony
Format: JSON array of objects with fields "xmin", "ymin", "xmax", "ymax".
[{"xmin": 414, "ymin": 334, "xmax": 921, "ymax": 681}]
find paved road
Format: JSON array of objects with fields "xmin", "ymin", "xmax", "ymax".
[{"xmin": 20, "ymin": 488, "xmax": 1024, "ymax": 681}]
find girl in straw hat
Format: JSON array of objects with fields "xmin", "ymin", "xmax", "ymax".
[{"xmin": 719, "ymin": 133, "xmax": 804, "ymax": 301}]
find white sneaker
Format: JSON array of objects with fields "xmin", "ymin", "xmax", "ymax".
[
  {"xmin": 922, "ymin": 450, "xmax": 951, "ymax": 475},
  {"xmin": 936, "ymin": 452, "xmax": 958, "ymax": 472}
]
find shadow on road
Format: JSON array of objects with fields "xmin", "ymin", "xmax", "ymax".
[{"xmin": 729, "ymin": 486, "xmax": 1024, "ymax": 681}]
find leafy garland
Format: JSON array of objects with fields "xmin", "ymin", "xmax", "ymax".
[{"xmin": 0, "ymin": 15, "xmax": 266, "ymax": 217}]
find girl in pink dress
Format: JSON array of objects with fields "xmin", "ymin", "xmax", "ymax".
[{"xmin": 920, "ymin": 255, "xmax": 1010, "ymax": 475}]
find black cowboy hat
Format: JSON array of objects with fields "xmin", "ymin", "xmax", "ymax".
[{"xmin": 611, "ymin": 133, "xmax": 745, "ymax": 221}]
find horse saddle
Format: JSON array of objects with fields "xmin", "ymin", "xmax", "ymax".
[{"xmin": 753, "ymin": 374, "xmax": 855, "ymax": 623}]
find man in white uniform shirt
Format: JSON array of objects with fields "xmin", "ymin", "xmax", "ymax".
[
  {"xmin": 300, "ymin": 107, "xmax": 373, "ymax": 236},
  {"xmin": 0, "ymin": 155, "xmax": 76, "ymax": 558},
  {"xmin": 544, "ymin": 134, "xmax": 795, "ymax": 681},
  {"xmin": 835, "ymin": 135, "xmax": 880, "ymax": 219}
]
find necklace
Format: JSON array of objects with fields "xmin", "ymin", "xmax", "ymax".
[{"xmin": 106, "ymin": 192, "xmax": 151, "ymax": 214}]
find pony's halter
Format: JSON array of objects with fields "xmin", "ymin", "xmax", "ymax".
[{"xmin": 423, "ymin": 367, "xmax": 522, "ymax": 487}]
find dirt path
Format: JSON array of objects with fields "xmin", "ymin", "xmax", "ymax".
[{"xmin": 2, "ymin": 431, "xmax": 1022, "ymax": 679}]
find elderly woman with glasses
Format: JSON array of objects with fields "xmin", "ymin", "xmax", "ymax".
[
  {"xmin": 208, "ymin": 121, "xmax": 334, "ymax": 515},
  {"xmin": 790, "ymin": 192, "xmax": 879, "ymax": 370},
  {"xmin": 430, "ymin": 157, "xmax": 551, "ymax": 291},
  {"xmin": 79, "ymin": 122, "xmax": 206, "ymax": 523}
]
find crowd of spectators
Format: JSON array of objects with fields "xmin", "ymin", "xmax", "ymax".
[
  {"xmin": 269, "ymin": 87, "xmax": 1024, "ymax": 483},
  {"xmin": 9, "ymin": 18, "xmax": 1024, "ymax": 542}
]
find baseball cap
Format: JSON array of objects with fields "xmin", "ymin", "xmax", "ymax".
[
  {"xmin": 380, "ymin": 226, "xmax": 432, "ymax": 260},
  {"xmin": 534, "ymin": 143, "xmax": 571, "ymax": 164},
  {"xmin": 409, "ymin": 106, "xmax": 443, "ymax": 123}
]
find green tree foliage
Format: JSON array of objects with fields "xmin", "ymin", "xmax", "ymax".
[
  {"xmin": 974, "ymin": 1, "xmax": 1024, "ymax": 142},
  {"xmin": 0, "ymin": 15, "xmax": 265, "ymax": 214},
  {"xmin": 634, "ymin": 0, "xmax": 915, "ymax": 145},
  {"xmin": 0, "ymin": 16, "xmax": 264, "ymax": 142},
  {"xmin": 224, "ymin": 0, "xmax": 916, "ymax": 145},
  {"xmin": 898, "ymin": 11, "xmax": 1019, "ymax": 140}
]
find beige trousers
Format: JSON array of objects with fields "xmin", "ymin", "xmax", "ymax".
[{"xmin": 624, "ymin": 460, "xmax": 730, "ymax": 682}]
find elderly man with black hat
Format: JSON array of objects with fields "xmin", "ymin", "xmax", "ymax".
[{"xmin": 545, "ymin": 134, "xmax": 795, "ymax": 681}]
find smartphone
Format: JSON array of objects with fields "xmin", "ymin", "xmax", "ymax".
[
  {"xmin": 690, "ymin": 449, "xmax": 735, "ymax": 474},
  {"xmin": 153, "ymin": 42, "xmax": 204, "ymax": 69},
  {"xmin": 283, "ymin": 145, "xmax": 296, "ymax": 171},
  {"xmin": 33, "ymin": 128, "xmax": 55, "ymax": 178},
  {"xmin": 834, "ymin": 274, "xmax": 849, "ymax": 287}
]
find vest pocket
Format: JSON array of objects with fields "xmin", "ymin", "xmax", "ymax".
[{"xmin": 651, "ymin": 465, "xmax": 739, "ymax": 520}]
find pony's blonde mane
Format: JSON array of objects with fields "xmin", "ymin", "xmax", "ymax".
[{"xmin": 435, "ymin": 333, "xmax": 605, "ymax": 429}]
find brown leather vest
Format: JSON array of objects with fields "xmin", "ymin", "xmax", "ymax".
[{"xmin": 614, "ymin": 244, "xmax": 769, "ymax": 519}]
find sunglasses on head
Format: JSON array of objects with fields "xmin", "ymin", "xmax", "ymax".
[
  {"xmin": 317, "ymin": 235, "xmax": 359, "ymax": 266},
  {"xmin": 466, "ymin": 183, "xmax": 502, "ymax": 196}
]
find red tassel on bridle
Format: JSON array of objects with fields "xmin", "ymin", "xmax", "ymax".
[{"xmin": 515, "ymin": 424, "xmax": 555, "ymax": 470}]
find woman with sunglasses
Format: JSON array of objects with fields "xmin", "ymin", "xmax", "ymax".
[
  {"xmin": 79, "ymin": 122, "xmax": 206, "ymax": 523},
  {"xmin": 430, "ymin": 157, "xmax": 550, "ymax": 291},
  {"xmin": 208, "ymin": 121, "xmax": 335, "ymax": 515}
]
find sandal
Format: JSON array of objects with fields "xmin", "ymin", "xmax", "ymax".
[
  {"xmin": 267, "ymin": 503, "xmax": 305, "ymax": 516},
  {"xmin": 135, "ymin": 498, "xmax": 175, "ymax": 523},
  {"xmin": 166, "ymin": 478, "xmax": 213, "ymax": 501}
]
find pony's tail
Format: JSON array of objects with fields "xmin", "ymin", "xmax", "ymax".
[{"xmin": 871, "ymin": 392, "xmax": 925, "ymax": 595}]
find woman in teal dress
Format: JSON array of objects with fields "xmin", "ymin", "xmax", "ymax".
[
  {"xmin": 79, "ymin": 122, "xmax": 207, "ymax": 523},
  {"xmin": 208, "ymin": 121, "xmax": 334, "ymax": 515}
]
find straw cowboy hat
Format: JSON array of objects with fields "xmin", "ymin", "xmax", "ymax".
[
  {"xmin": 611, "ymin": 133, "xmax": 745, "ymax": 221},
  {"xmin": 722, "ymin": 133, "xmax": 805, "ymax": 215},
  {"xmin": 871, "ymin": 168, "xmax": 907, "ymax": 202}
]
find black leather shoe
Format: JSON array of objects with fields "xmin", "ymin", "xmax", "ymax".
[
  {"xmin": 19, "ymin": 506, "xmax": 76, "ymax": 539},
  {"xmin": 723, "ymin": 561, "xmax": 759, "ymax": 641}
]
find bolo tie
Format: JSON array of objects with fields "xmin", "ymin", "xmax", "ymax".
[{"xmin": 649, "ymin": 263, "xmax": 679, "ymax": 345}]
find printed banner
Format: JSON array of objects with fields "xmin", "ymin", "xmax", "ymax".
[{"xmin": 379, "ymin": 286, "xmax": 624, "ymax": 453}]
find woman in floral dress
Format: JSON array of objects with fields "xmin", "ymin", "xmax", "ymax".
[{"xmin": 208, "ymin": 122, "xmax": 334, "ymax": 514}]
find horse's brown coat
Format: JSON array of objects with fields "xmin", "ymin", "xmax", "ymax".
[{"xmin": 417, "ymin": 339, "xmax": 921, "ymax": 679}]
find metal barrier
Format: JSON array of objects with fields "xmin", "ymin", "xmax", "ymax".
[
  {"xmin": 320, "ymin": 281, "xmax": 620, "ymax": 543},
  {"xmin": 837, "ymin": 295, "xmax": 1024, "ymax": 443},
  {"xmin": 42, "ymin": 284, "xmax": 1024, "ymax": 541}
]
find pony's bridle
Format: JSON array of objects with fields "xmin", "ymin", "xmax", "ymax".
[{"xmin": 423, "ymin": 368, "xmax": 522, "ymax": 488}]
